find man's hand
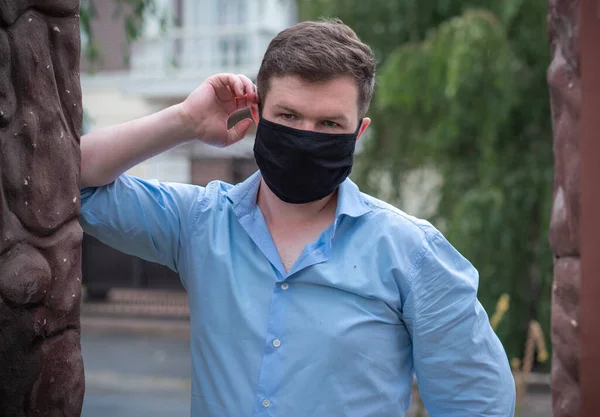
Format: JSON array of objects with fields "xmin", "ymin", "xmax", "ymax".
[{"xmin": 178, "ymin": 73, "xmax": 258, "ymax": 147}]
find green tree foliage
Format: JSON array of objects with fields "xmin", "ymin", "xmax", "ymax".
[{"xmin": 299, "ymin": 0, "xmax": 552, "ymax": 362}]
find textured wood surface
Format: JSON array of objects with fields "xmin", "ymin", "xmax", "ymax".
[
  {"xmin": 548, "ymin": 0, "xmax": 581, "ymax": 416},
  {"xmin": 0, "ymin": 1, "xmax": 84, "ymax": 415}
]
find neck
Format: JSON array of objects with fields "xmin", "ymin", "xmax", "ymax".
[{"xmin": 257, "ymin": 179, "xmax": 338, "ymax": 227}]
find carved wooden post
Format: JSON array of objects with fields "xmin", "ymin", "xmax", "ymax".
[
  {"xmin": 548, "ymin": 0, "xmax": 581, "ymax": 416},
  {"xmin": 0, "ymin": 1, "xmax": 85, "ymax": 416}
]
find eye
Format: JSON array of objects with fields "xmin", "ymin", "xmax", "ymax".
[
  {"xmin": 321, "ymin": 120, "xmax": 340, "ymax": 128},
  {"xmin": 280, "ymin": 113, "xmax": 297, "ymax": 120}
]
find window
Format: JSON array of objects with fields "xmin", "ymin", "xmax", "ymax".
[{"xmin": 217, "ymin": 0, "xmax": 249, "ymax": 67}]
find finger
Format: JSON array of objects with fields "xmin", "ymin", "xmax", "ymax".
[
  {"xmin": 226, "ymin": 118, "xmax": 253, "ymax": 146},
  {"xmin": 237, "ymin": 74, "xmax": 257, "ymax": 103},
  {"xmin": 226, "ymin": 73, "xmax": 245, "ymax": 97},
  {"xmin": 210, "ymin": 73, "xmax": 244, "ymax": 101},
  {"xmin": 234, "ymin": 95, "xmax": 249, "ymax": 111}
]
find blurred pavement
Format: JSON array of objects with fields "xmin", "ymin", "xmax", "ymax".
[{"xmin": 81, "ymin": 325, "xmax": 191, "ymax": 417}]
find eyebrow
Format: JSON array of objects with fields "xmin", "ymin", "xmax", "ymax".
[{"xmin": 273, "ymin": 104, "xmax": 350, "ymax": 123}]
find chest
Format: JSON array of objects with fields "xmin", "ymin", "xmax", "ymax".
[
  {"xmin": 184, "ymin": 213, "xmax": 405, "ymax": 320},
  {"xmin": 183, "ymin": 211, "xmax": 409, "ymax": 372},
  {"xmin": 268, "ymin": 222, "xmax": 329, "ymax": 272},
  {"xmin": 186, "ymin": 231, "xmax": 406, "ymax": 347},
  {"xmin": 181, "ymin": 203, "xmax": 407, "ymax": 325}
]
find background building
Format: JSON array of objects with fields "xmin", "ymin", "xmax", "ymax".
[{"xmin": 80, "ymin": 0, "xmax": 297, "ymax": 296}]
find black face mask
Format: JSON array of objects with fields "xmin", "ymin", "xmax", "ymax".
[{"xmin": 253, "ymin": 117, "xmax": 361, "ymax": 204}]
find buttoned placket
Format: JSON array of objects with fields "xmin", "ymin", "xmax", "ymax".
[{"xmin": 233, "ymin": 202, "xmax": 335, "ymax": 416}]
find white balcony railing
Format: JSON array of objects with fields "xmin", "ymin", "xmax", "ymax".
[
  {"xmin": 82, "ymin": 25, "xmax": 279, "ymax": 99},
  {"xmin": 131, "ymin": 25, "xmax": 275, "ymax": 77}
]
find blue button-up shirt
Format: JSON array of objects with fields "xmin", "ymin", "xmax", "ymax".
[{"xmin": 80, "ymin": 172, "xmax": 515, "ymax": 416}]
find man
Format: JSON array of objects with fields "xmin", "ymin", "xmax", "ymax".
[{"xmin": 80, "ymin": 20, "xmax": 515, "ymax": 416}]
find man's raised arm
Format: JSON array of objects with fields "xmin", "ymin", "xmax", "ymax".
[
  {"xmin": 80, "ymin": 73, "xmax": 258, "ymax": 187},
  {"xmin": 78, "ymin": 74, "xmax": 258, "ymax": 271}
]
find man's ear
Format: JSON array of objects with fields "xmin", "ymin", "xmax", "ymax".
[
  {"xmin": 250, "ymin": 104, "xmax": 260, "ymax": 125},
  {"xmin": 356, "ymin": 118, "xmax": 371, "ymax": 141}
]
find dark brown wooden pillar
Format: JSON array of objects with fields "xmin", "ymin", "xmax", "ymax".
[
  {"xmin": 549, "ymin": 0, "xmax": 600, "ymax": 416},
  {"xmin": 548, "ymin": 0, "xmax": 581, "ymax": 416},
  {"xmin": 0, "ymin": 1, "xmax": 85, "ymax": 416},
  {"xmin": 580, "ymin": 0, "xmax": 600, "ymax": 414}
]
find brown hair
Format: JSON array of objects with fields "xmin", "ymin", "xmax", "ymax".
[{"xmin": 257, "ymin": 19, "xmax": 376, "ymax": 117}]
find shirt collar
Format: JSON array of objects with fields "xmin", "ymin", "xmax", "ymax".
[
  {"xmin": 335, "ymin": 176, "xmax": 373, "ymax": 219},
  {"xmin": 225, "ymin": 171, "xmax": 262, "ymax": 218},
  {"xmin": 225, "ymin": 171, "xmax": 372, "ymax": 219}
]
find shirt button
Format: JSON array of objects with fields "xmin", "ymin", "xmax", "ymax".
[
  {"xmin": 272, "ymin": 339, "xmax": 281, "ymax": 348},
  {"xmin": 262, "ymin": 399, "xmax": 271, "ymax": 408},
  {"xmin": 281, "ymin": 282, "xmax": 289, "ymax": 290}
]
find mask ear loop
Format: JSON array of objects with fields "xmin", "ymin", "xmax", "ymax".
[
  {"xmin": 355, "ymin": 119, "xmax": 364, "ymax": 134},
  {"xmin": 256, "ymin": 84, "xmax": 263, "ymax": 119}
]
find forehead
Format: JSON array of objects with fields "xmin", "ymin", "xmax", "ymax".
[{"xmin": 263, "ymin": 75, "xmax": 359, "ymax": 120}]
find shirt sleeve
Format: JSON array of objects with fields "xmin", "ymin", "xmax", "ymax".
[
  {"xmin": 79, "ymin": 174, "xmax": 206, "ymax": 272},
  {"xmin": 403, "ymin": 231, "xmax": 516, "ymax": 416}
]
